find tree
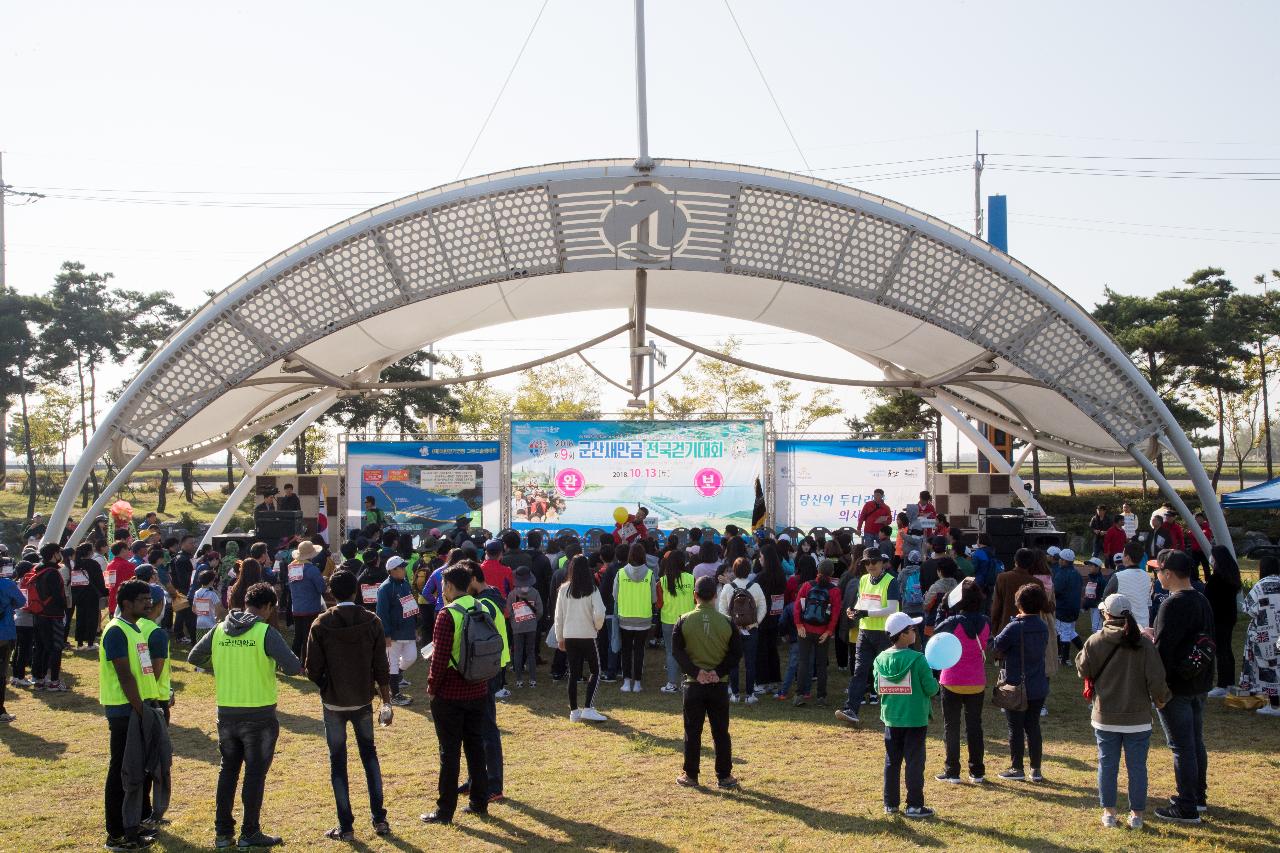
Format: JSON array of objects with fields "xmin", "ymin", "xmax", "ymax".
[
  {"xmin": 328, "ymin": 351, "xmax": 457, "ymax": 437},
  {"xmin": 0, "ymin": 293, "xmax": 51, "ymax": 517},
  {"xmin": 1220, "ymin": 377, "xmax": 1262, "ymax": 490},
  {"xmin": 770, "ymin": 380, "xmax": 843, "ymax": 433},
  {"xmin": 433, "ymin": 353, "xmax": 511, "ymax": 436},
  {"xmin": 511, "ymin": 360, "xmax": 601, "ymax": 419}
]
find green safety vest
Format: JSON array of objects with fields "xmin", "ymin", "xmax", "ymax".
[
  {"xmin": 617, "ymin": 568, "xmax": 654, "ymax": 619},
  {"xmin": 99, "ymin": 617, "xmax": 161, "ymax": 705},
  {"xmin": 137, "ymin": 617, "xmax": 170, "ymax": 698},
  {"xmin": 446, "ymin": 595, "xmax": 511, "ymax": 668},
  {"xmin": 858, "ymin": 572, "xmax": 896, "ymax": 632},
  {"xmin": 210, "ymin": 621, "xmax": 277, "ymax": 707},
  {"xmin": 658, "ymin": 573, "xmax": 696, "ymax": 625}
]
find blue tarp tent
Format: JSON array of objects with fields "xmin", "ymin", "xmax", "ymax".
[{"xmin": 1221, "ymin": 477, "xmax": 1280, "ymax": 510}]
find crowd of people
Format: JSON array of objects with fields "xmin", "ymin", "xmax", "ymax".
[{"xmin": 0, "ymin": 487, "xmax": 1277, "ymax": 849}]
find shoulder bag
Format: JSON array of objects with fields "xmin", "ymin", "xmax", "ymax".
[{"xmin": 992, "ymin": 621, "xmax": 1028, "ymax": 712}]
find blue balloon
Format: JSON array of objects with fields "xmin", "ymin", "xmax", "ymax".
[{"xmin": 924, "ymin": 631, "xmax": 963, "ymax": 670}]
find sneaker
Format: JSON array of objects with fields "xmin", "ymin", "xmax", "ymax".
[
  {"xmin": 660, "ymin": 683, "xmax": 679, "ymax": 694},
  {"xmin": 1040, "ymin": 706, "xmax": 1049, "ymax": 717},
  {"xmin": 717, "ymin": 775, "xmax": 740, "ymax": 789},
  {"xmin": 1127, "ymin": 814, "xmax": 1143, "ymax": 830},
  {"xmin": 621, "ymin": 679, "xmax": 633, "ymax": 693},
  {"xmin": 1101, "ymin": 813, "xmax": 1118, "ymax": 828},
  {"xmin": 487, "ymin": 792, "xmax": 505, "ymax": 805},
  {"xmin": 46, "ymin": 680, "xmax": 70, "ymax": 692},
  {"xmin": 774, "ymin": 692, "xmax": 789, "ymax": 701},
  {"xmin": 457, "ymin": 782, "xmax": 471, "ymax": 794},
  {"xmin": 0, "ymin": 711, "xmax": 13, "ymax": 723},
  {"xmin": 397, "ymin": 678, "xmax": 411, "ymax": 687},
  {"xmin": 323, "ymin": 827, "xmax": 355, "ymax": 842},
  {"xmin": 884, "ymin": 806, "xmax": 899, "ymax": 815},
  {"xmin": 105, "ymin": 837, "xmax": 153, "ymax": 851},
  {"xmin": 528, "ymin": 680, "xmax": 537, "ymax": 688},
  {"xmin": 215, "ymin": 836, "xmax": 235, "ymax": 849},
  {"xmin": 389, "ymin": 694, "xmax": 413, "ymax": 707},
  {"xmin": 569, "ymin": 709, "xmax": 582, "ymax": 723},
  {"xmin": 744, "ymin": 694, "xmax": 759, "ymax": 706},
  {"xmin": 934, "ymin": 774, "xmax": 961, "ymax": 784},
  {"xmin": 865, "ymin": 695, "xmax": 879, "ymax": 706},
  {"xmin": 580, "ymin": 707, "xmax": 608, "ymax": 722},
  {"xmin": 903, "ymin": 806, "xmax": 935, "ymax": 819},
  {"xmin": 814, "ymin": 696, "xmax": 827, "ymax": 707},
  {"xmin": 419, "ymin": 812, "xmax": 451, "ymax": 825},
  {"xmin": 140, "ymin": 818, "xmax": 170, "ymax": 832},
  {"xmin": 793, "ymin": 694, "xmax": 810, "ymax": 707},
  {"xmin": 729, "ymin": 693, "xmax": 739, "ymax": 704},
  {"xmin": 1206, "ymin": 687, "xmax": 1228, "ymax": 698},
  {"xmin": 236, "ymin": 831, "xmax": 283, "ymax": 848},
  {"xmin": 675, "ymin": 772, "xmax": 699, "ymax": 787},
  {"xmin": 998, "ymin": 768, "xmax": 1025, "ymax": 781},
  {"xmin": 834, "ymin": 708, "xmax": 859, "ymax": 724},
  {"xmin": 631, "ymin": 682, "xmax": 642, "ymax": 693},
  {"xmin": 599, "ymin": 674, "xmax": 617, "ymax": 683},
  {"xmin": 1257, "ymin": 704, "xmax": 1280, "ymax": 716},
  {"xmin": 1154, "ymin": 806, "xmax": 1201, "ymax": 825},
  {"xmin": 494, "ymin": 688, "xmax": 511, "ymax": 700},
  {"xmin": 1028, "ymin": 768, "xmax": 1044, "ymax": 783},
  {"xmin": 1196, "ymin": 804, "xmax": 1208, "ymax": 814},
  {"xmin": 372, "ymin": 819, "xmax": 390, "ymax": 836},
  {"xmin": 968, "ymin": 775, "xmax": 986, "ymax": 784},
  {"xmin": 515, "ymin": 680, "xmax": 523, "ymax": 688},
  {"xmin": 753, "ymin": 685, "xmax": 768, "ymax": 695}
]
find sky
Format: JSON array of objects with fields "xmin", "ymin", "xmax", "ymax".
[{"xmin": 3, "ymin": 0, "xmax": 1278, "ymax": 461}]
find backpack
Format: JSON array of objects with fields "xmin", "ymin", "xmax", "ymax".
[
  {"xmin": 728, "ymin": 581, "xmax": 757, "ymax": 628},
  {"xmin": 899, "ymin": 565, "xmax": 923, "ymax": 613},
  {"xmin": 1175, "ymin": 631, "xmax": 1216, "ymax": 682},
  {"xmin": 450, "ymin": 600, "xmax": 505, "ymax": 683},
  {"xmin": 800, "ymin": 582, "xmax": 833, "ymax": 626},
  {"xmin": 19, "ymin": 567, "xmax": 54, "ymax": 616}
]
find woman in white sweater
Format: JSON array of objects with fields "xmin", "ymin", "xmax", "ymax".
[
  {"xmin": 556, "ymin": 555, "xmax": 608, "ymax": 722},
  {"xmin": 717, "ymin": 557, "xmax": 768, "ymax": 704}
]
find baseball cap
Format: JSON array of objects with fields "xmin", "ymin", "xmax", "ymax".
[
  {"xmin": 1102, "ymin": 593, "xmax": 1132, "ymax": 618},
  {"xmin": 946, "ymin": 578, "xmax": 971, "ymax": 609},
  {"xmin": 885, "ymin": 611, "xmax": 923, "ymax": 638},
  {"xmin": 148, "ymin": 583, "xmax": 166, "ymax": 605},
  {"xmin": 861, "ymin": 548, "xmax": 886, "ymax": 563},
  {"xmin": 385, "ymin": 555, "xmax": 406, "ymax": 572},
  {"xmin": 455, "ymin": 515, "xmax": 472, "ymax": 526},
  {"xmin": 1087, "ymin": 556, "xmax": 1105, "ymax": 569},
  {"xmin": 1046, "ymin": 545, "xmax": 1061, "ymax": 558},
  {"xmin": 484, "ymin": 539, "xmax": 503, "ymax": 555},
  {"xmin": 1059, "ymin": 548, "xmax": 1076, "ymax": 563},
  {"xmin": 1113, "ymin": 553, "xmax": 1124, "ymax": 564}
]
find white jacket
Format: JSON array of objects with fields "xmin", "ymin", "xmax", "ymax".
[
  {"xmin": 717, "ymin": 577, "xmax": 767, "ymax": 629},
  {"xmin": 1109, "ymin": 568, "xmax": 1153, "ymax": 628},
  {"xmin": 555, "ymin": 585, "xmax": 606, "ymax": 640}
]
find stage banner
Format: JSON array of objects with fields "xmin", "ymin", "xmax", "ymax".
[
  {"xmin": 510, "ymin": 420, "xmax": 765, "ymax": 534},
  {"xmin": 774, "ymin": 439, "xmax": 927, "ymax": 529},
  {"xmin": 346, "ymin": 441, "xmax": 501, "ymax": 536}
]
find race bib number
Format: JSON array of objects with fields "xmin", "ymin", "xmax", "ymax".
[
  {"xmin": 399, "ymin": 594, "xmax": 419, "ymax": 617},
  {"xmin": 194, "ymin": 597, "xmax": 213, "ymax": 617},
  {"xmin": 361, "ymin": 584, "xmax": 379, "ymax": 604},
  {"xmin": 136, "ymin": 641, "xmax": 154, "ymax": 676},
  {"xmin": 0, "ymin": 563, "xmax": 12, "ymax": 578},
  {"xmin": 877, "ymin": 671, "xmax": 913, "ymax": 695},
  {"xmin": 1085, "ymin": 582, "xmax": 1097, "ymax": 598},
  {"xmin": 512, "ymin": 600, "xmax": 535, "ymax": 623},
  {"xmin": 71, "ymin": 570, "xmax": 89, "ymax": 587},
  {"xmin": 769, "ymin": 594, "xmax": 784, "ymax": 616},
  {"xmin": 288, "ymin": 564, "xmax": 304, "ymax": 583},
  {"xmin": 18, "ymin": 586, "xmax": 29, "ymax": 606},
  {"xmin": 858, "ymin": 593, "xmax": 882, "ymax": 610},
  {"xmin": 619, "ymin": 522, "xmax": 637, "ymax": 542},
  {"xmin": 106, "ymin": 569, "xmax": 117, "ymax": 587}
]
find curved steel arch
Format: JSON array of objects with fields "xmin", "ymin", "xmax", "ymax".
[{"xmin": 42, "ymin": 158, "xmax": 1228, "ymax": 553}]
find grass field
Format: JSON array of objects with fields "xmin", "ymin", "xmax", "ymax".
[{"xmin": 1, "ymin": 623, "xmax": 1278, "ymax": 853}]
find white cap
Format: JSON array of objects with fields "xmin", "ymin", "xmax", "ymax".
[
  {"xmin": 1087, "ymin": 556, "xmax": 1105, "ymax": 569},
  {"xmin": 1102, "ymin": 593, "xmax": 1132, "ymax": 618},
  {"xmin": 1046, "ymin": 545, "xmax": 1061, "ymax": 558},
  {"xmin": 885, "ymin": 611, "xmax": 923, "ymax": 637},
  {"xmin": 385, "ymin": 555, "xmax": 406, "ymax": 571},
  {"xmin": 946, "ymin": 579, "xmax": 969, "ymax": 609},
  {"xmin": 1059, "ymin": 548, "xmax": 1076, "ymax": 563}
]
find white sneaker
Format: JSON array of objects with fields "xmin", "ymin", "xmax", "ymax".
[
  {"xmin": 1040, "ymin": 706, "xmax": 1049, "ymax": 717},
  {"xmin": 631, "ymin": 682, "xmax": 642, "ymax": 693},
  {"xmin": 1207, "ymin": 687, "xmax": 1228, "ymax": 698},
  {"xmin": 580, "ymin": 707, "xmax": 608, "ymax": 722},
  {"xmin": 569, "ymin": 709, "xmax": 582, "ymax": 723},
  {"xmin": 660, "ymin": 682, "xmax": 679, "ymax": 694},
  {"xmin": 729, "ymin": 693, "xmax": 740, "ymax": 704},
  {"xmin": 1128, "ymin": 814, "xmax": 1143, "ymax": 830},
  {"xmin": 515, "ymin": 680, "xmax": 523, "ymax": 688},
  {"xmin": 494, "ymin": 688, "xmax": 511, "ymax": 700},
  {"xmin": 1101, "ymin": 813, "xmax": 1118, "ymax": 828},
  {"xmin": 744, "ymin": 694, "xmax": 759, "ymax": 705},
  {"xmin": 1257, "ymin": 704, "xmax": 1280, "ymax": 716},
  {"xmin": 753, "ymin": 685, "xmax": 768, "ymax": 695},
  {"xmin": 621, "ymin": 679, "xmax": 633, "ymax": 693}
]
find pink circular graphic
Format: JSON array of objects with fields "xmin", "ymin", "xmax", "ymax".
[
  {"xmin": 555, "ymin": 468, "xmax": 587, "ymax": 498},
  {"xmin": 693, "ymin": 468, "xmax": 724, "ymax": 498}
]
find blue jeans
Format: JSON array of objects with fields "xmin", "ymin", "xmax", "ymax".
[
  {"xmin": 1157, "ymin": 693, "xmax": 1207, "ymax": 813},
  {"xmin": 1094, "ymin": 728, "xmax": 1150, "ymax": 811},
  {"xmin": 779, "ymin": 641, "xmax": 800, "ymax": 694},
  {"xmin": 662, "ymin": 623, "xmax": 680, "ymax": 685},
  {"xmin": 323, "ymin": 705, "xmax": 386, "ymax": 832},
  {"xmin": 215, "ymin": 716, "xmax": 280, "ymax": 838},
  {"xmin": 730, "ymin": 629, "xmax": 758, "ymax": 697}
]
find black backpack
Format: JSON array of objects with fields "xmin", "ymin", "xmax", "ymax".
[
  {"xmin": 450, "ymin": 600, "xmax": 505, "ymax": 683},
  {"xmin": 728, "ymin": 581, "xmax": 758, "ymax": 628},
  {"xmin": 800, "ymin": 582, "xmax": 833, "ymax": 626}
]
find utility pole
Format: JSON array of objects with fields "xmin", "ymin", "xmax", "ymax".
[
  {"xmin": 426, "ymin": 342, "xmax": 436, "ymax": 434},
  {"xmin": 633, "ymin": 0, "xmax": 653, "ymax": 171},
  {"xmin": 972, "ymin": 130, "xmax": 984, "ymax": 240},
  {"xmin": 1256, "ymin": 273, "xmax": 1274, "ymax": 479}
]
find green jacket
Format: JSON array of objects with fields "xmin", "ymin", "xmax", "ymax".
[{"xmin": 873, "ymin": 646, "xmax": 939, "ymax": 728}]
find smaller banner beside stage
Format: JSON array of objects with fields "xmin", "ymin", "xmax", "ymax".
[
  {"xmin": 774, "ymin": 440, "xmax": 927, "ymax": 530},
  {"xmin": 346, "ymin": 441, "xmax": 501, "ymax": 536},
  {"xmin": 510, "ymin": 420, "xmax": 765, "ymax": 534}
]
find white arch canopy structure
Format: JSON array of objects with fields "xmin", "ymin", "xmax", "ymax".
[{"xmin": 42, "ymin": 158, "xmax": 1227, "ymax": 555}]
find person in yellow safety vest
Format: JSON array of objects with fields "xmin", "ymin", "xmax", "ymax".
[
  {"xmin": 457, "ymin": 561, "xmax": 511, "ymax": 803},
  {"xmin": 188, "ymin": 582, "xmax": 301, "ymax": 850},
  {"xmin": 100, "ymin": 579, "xmax": 164, "ymax": 852},
  {"xmin": 134, "ymin": 584, "xmax": 175, "ymax": 836},
  {"xmin": 614, "ymin": 542, "xmax": 658, "ymax": 693},
  {"xmin": 836, "ymin": 548, "xmax": 901, "ymax": 725},
  {"xmin": 657, "ymin": 551, "xmax": 696, "ymax": 693}
]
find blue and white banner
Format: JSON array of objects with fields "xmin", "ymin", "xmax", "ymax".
[
  {"xmin": 774, "ymin": 439, "xmax": 927, "ymax": 529},
  {"xmin": 510, "ymin": 420, "xmax": 765, "ymax": 534},
  {"xmin": 345, "ymin": 441, "xmax": 501, "ymax": 535}
]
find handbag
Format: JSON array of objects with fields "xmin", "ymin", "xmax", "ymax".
[
  {"xmin": 545, "ymin": 623, "xmax": 558, "ymax": 649},
  {"xmin": 1082, "ymin": 643, "xmax": 1122, "ymax": 702},
  {"xmin": 991, "ymin": 622, "xmax": 1028, "ymax": 712}
]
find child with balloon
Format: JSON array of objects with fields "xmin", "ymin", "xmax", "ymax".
[
  {"xmin": 928, "ymin": 579, "xmax": 991, "ymax": 784},
  {"xmin": 873, "ymin": 611, "xmax": 939, "ymax": 819}
]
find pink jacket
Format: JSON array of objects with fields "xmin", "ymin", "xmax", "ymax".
[{"xmin": 937, "ymin": 615, "xmax": 990, "ymax": 687}]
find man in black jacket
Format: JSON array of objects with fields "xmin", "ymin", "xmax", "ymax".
[
  {"xmin": 305, "ymin": 570, "xmax": 392, "ymax": 841},
  {"xmin": 1152, "ymin": 551, "xmax": 1214, "ymax": 825}
]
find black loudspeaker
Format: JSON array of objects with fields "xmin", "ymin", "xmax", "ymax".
[
  {"xmin": 254, "ymin": 511, "xmax": 303, "ymax": 545},
  {"xmin": 985, "ymin": 516, "xmax": 1025, "ymax": 537},
  {"xmin": 1025, "ymin": 531, "xmax": 1064, "ymax": 551},
  {"xmin": 988, "ymin": 534, "xmax": 1024, "ymax": 566},
  {"xmin": 211, "ymin": 533, "xmax": 257, "ymax": 553}
]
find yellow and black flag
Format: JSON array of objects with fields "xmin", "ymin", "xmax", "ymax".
[{"xmin": 752, "ymin": 476, "xmax": 768, "ymax": 531}]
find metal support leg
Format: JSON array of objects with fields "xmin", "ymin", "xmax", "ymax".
[
  {"xmin": 1131, "ymin": 440, "xmax": 1217, "ymax": 557},
  {"xmin": 928, "ymin": 399, "xmax": 1045, "ymax": 515},
  {"xmin": 62, "ymin": 450, "xmax": 151, "ymax": 550},
  {"xmin": 1011, "ymin": 442, "xmax": 1035, "ymax": 478},
  {"xmin": 200, "ymin": 391, "xmax": 338, "ymax": 548}
]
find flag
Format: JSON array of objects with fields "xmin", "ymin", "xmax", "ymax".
[
  {"xmin": 317, "ymin": 483, "xmax": 330, "ymax": 544},
  {"xmin": 751, "ymin": 476, "xmax": 767, "ymax": 531}
]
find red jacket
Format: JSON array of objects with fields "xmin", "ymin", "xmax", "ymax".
[
  {"xmin": 612, "ymin": 517, "xmax": 648, "ymax": 545},
  {"xmin": 480, "ymin": 558, "xmax": 514, "ymax": 598},
  {"xmin": 794, "ymin": 579, "xmax": 842, "ymax": 636},
  {"xmin": 1166, "ymin": 522, "xmax": 1185, "ymax": 551},
  {"xmin": 1102, "ymin": 526, "xmax": 1128, "ymax": 559},
  {"xmin": 1188, "ymin": 521, "xmax": 1213, "ymax": 552},
  {"xmin": 857, "ymin": 500, "xmax": 893, "ymax": 535},
  {"xmin": 105, "ymin": 556, "xmax": 136, "ymax": 613}
]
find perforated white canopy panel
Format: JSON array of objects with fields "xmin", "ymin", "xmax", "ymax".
[{"xmin": 96, "ymin": 158, "xmax": 1165, "ymax": 469}]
